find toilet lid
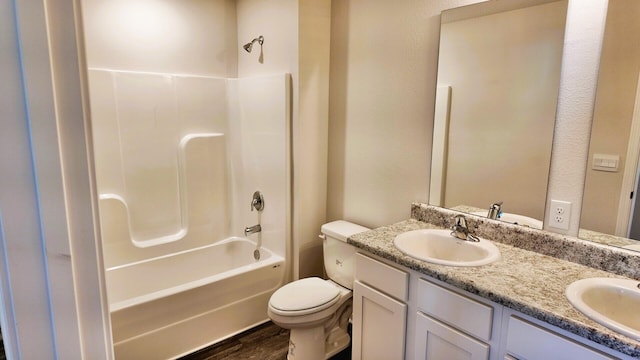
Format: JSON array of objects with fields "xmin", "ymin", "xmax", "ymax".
[{"xmin": 270, "ymin": 277, "xmax": 340, "ymax": 312}]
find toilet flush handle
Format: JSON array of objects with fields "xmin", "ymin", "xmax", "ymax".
[{"xmin": 318, "ymin": 234, "xmax": 326, "ymax": 240}]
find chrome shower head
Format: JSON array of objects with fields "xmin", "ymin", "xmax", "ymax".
[{"xmin": 243, "ymin": 35, "xmax": 264, "ymax": 53}]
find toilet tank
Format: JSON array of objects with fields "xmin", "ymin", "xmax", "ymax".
[{"xmin": 321, "ymin": 220, "xmax": 369, "ymax": 290}]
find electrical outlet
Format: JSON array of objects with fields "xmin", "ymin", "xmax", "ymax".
[{"xmin": 549, "ymin": 200, "xmax": 571, "ymax": 230}]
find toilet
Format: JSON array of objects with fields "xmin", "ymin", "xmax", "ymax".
[{"xmin": 268, "ymin": 220, "xmax": 369, "ymax": 360}]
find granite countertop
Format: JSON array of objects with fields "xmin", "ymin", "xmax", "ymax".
[
  {"xmin": 348, "ymin": 219, "xmax": 640, "ymax": 358},
  {"xmin": 451, "ymin": 204, "xmax": 640, "ymax": 249}
]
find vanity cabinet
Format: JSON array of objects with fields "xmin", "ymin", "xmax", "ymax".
[
  {"xmin": 352, "ymin": 251, "xmax": 635, "ymax": 360},
  {"xmin": 502, "ymin": 311, "xmax": 616, "ymax": 360},
  {"xmin": 412, "ymin": 277, "xmax": 624, "ymax": 360},
  {"xmin": 414, "ymin": 278, "xmax": 498, "ymax": 360},
  {"xmin": 352, "ymin": 253, "xmax": 408, "ymax": 360}
]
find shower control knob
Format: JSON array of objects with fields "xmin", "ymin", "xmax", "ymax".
[{"xmin": 251, "ymin": 191, "xmax": 265, "ymax": 212}]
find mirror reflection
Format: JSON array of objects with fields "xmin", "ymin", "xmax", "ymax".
[
  {"xmin": 429, "ymin": 0, "xmax": 568, "ymax": 229},
  {"xmin": 580, "ymin": 0, "xmax": 640, "ymax": 251}
]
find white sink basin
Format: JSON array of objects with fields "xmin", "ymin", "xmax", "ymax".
[
  {"xmin": 622, "ymin": 243, "xmax": 640, "ymax": 251},
  {"xmin": 393, "ymin": 229, "xmax": 501, "ymax": 267},
  {"xmin": 471, "ymin": 211, "xmax": 543, "ymax": 229},
  {"xmin": 566, "ymin": 277, "xmax": 640, "ymax": 341}
]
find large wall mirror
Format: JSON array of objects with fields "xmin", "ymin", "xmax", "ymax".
[
  {"xmin": 429, "ymin": 0, "xmax": 568, "ymax": 229},
  {"xmin": 580, "ymin": 0, "xmax": 640, "ymax": 251}
]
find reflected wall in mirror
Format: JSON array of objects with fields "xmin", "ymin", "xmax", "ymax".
[
  {"xmin": 429, "ymin": 0, "xmax": 568, "ymax": 229},
  {"xmin": 580, "ymin": 0, "xmax": 640, "ymax": 250}
]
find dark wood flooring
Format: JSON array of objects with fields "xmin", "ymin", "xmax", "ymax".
[
  {"xmin": 0, "ymin": 328, "xmax": 4, "ymax": 360},
  {"xmin": 180, "ymin": 321, "xmax": 351, "ymax": 360}
]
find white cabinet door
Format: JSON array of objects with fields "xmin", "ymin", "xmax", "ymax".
[
  {"xmin": 415, "ymin": 312, "xmax": 490, "ymax": 360},
  {"xmin": 352, "ymin": 280, "xmax": 407, "ymax": 360}
]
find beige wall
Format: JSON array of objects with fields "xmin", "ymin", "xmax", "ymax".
[
  {"xmin": 329, "ymin": 0, "xmax": 608, "ymax": 237},
  {"xmin": 581, "ymin": 0, "xmax": 640, "ymax": 234},
  {"xmin": 82, "ymin": 0, "xmax": 237, "ymax": 76},
  {"xmin": 236, "ymin": 0, "xmax": 298, "ymax": 78},
  {"xmin": 328, "ymin": 0, "xmax": 480, "ymax": 228}
]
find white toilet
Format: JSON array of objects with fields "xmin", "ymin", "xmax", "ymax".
[{"xmin": 268, "ymin": 220, "xmax": 369, "ymax": 360}]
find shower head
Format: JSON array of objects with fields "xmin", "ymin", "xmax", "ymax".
[{"xmin": 243, "ymin": 35, "xmax": 264, "ymax": 53}]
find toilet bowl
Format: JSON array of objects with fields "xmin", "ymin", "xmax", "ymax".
[
  {"xmin": 268, "ymin": 220, "xmax": 369, "ymax": 360},
  {"xmin": 268, "ymin": 278, "xmax": 352, "ymax": 359}
]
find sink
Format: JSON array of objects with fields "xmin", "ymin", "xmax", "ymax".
[
  {"xmin": 471, "ymin": 211, "xmax": 543, "ymax": 229},
  {"xmin": 566, "ymin": 277, "xmax": 640, "ymax": 341},
  {"xmin": 393, "ymin": 229, "xmax": 500, "ymax": 267}
]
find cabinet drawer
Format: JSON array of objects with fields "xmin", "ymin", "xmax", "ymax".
[
  {"xmin": 506, "ymin": 316, "xmax": 614, "ymax": 360},
  {"xmin": 355, "ymin": 253, "xmax": 408, "ymax": 301},
  {"xmin": 418, "ymin": 278, "xmax": 493, "ymax": 341}
]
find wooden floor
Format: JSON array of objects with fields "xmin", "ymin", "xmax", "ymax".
[
  {"xmin": 180, "ymin": 322, "xmax": 351, "ymax": 360},
  {"xmin": 0, "ymin": 328, "xmax": 5, "ymax": 360}
]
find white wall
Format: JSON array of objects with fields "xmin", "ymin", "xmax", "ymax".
[
  {"xmin": 228, "ymin": 75, "xmax": 291, "ymax": 259},
  {"xmin": 1, "ymin": 0, "xmax": 112, "ymax": 358},
  {"xmin": 85, "ymin": 9, "xmax": 291, "ymax": 268},
  {"xmin": 545, "ymin": 0, "xmax": 608, "ymax": 235},
  {"xmin": 90, "ymin": 70, "xmax": 233, "ymax": 267},
  {"xmin": 236, "ymin": 0, "xmax": 298, "ymax": 78},
  {"xmin": 237, "ymin": 0, "xmax": 332, "ymax": 278},
  {"xmin": 0, "ymin": 4, "xmax": 57, "ymax": 357},
  {"xmin": 83, "ymin": 0, "xmax": 330, "ymax": 280}
]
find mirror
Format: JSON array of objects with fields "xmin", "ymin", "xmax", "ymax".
[
  {"xmin": 580, "ymin": 0, "xmax": 640, "ymax": 251},
  {"xmin": 429, "ymin": 0, "xmax": 568, "ymax": 229}
]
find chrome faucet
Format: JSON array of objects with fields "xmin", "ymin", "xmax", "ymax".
[
  {"xmin": 450, "ymin": 215, "xmax": 480, "ymax": 242},
  {"xmin": 487, "ymin": 201, "xmax": 503, "ymax": 220},
  {"xmin": 244, "ymin": 224, "xmax": 262, "ymax": 236}
]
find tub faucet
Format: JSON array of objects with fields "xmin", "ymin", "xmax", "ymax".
[
  {"xmin": 244, "ymin": 224, "xmax": 262, "ymax": 236},
  {"xmin": 487, "ymin": 201, "xmax": 503, "ymax": 220},
  {"xmin": 450, "ymin": 215, "xmax": 479, "ymax": 242}
]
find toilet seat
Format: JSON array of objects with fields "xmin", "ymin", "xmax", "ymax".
[{"xmin": 269, "ymin": 277, "xmax": 340, "ymax": 316}]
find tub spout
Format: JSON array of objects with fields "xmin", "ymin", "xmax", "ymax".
[{"xmin": 244, "ymin": 224, "xmax": 261, "ymax": 236}]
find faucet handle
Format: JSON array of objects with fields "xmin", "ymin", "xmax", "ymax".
[
  {"xmin": 450, "ymin": 214, "xmax": 469, "ymax": 240},
  {"xmin": 488, "ymin": 201, "xmax": 503, "ymax": 219},
  {"xmin": 452, "ymin": 214, "xmax": 467, "ymax": 229},
  {"xmin": 450, "ymin": 214, "xmax": 480, "ymax": 242},
  {"xmin": 251, "ymin": 191, "xmax": 265, "ymax": 212},
  {"xmin": 491, "ymin": 201, "xmax": 503, "ymax": 208}
]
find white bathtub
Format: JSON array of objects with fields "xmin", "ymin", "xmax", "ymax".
[{"xmin": 106, "ymin": 238, "xmax": 285, "ymax": 359}]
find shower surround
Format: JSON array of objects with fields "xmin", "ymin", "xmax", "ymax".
[{"xmin": 89, "ymin": 70, "xmax": 290, "ymax": 359}]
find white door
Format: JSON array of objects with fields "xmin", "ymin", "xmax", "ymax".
[
  {"xmin": 415, "ymin": 312, "xmax": 489, "ymax": 360},
  {"xmin": 352, "ymin": 280, "xmax": 407, "ymax": 360}
]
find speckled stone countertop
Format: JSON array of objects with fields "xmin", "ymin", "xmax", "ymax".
[
  {"xmin": 450, "ymin": 204, "xmax": 640, "ymax": 249},
  {"xmin": 348, "ymin": 206, "xmax": 640, "ymax": 358}
]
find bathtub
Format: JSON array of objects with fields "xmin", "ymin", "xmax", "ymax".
[{"xmin": 106, "ymin": 238, "xmax": 285, "ymax": 359}]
